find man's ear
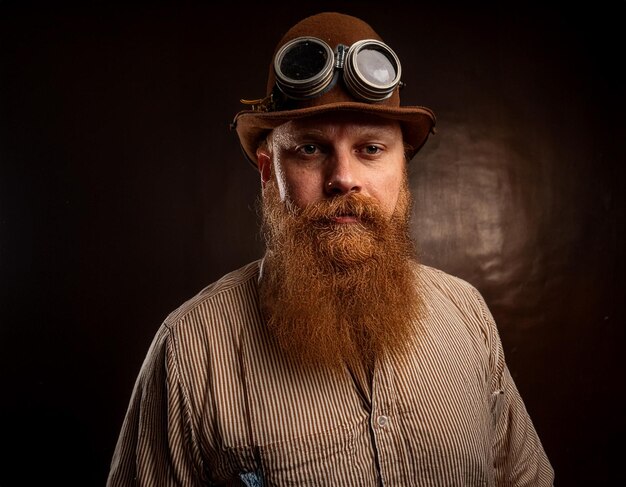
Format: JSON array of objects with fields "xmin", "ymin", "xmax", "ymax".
[{"xmin": 256, "ymin": 147, "xmax": 272, "ymax": 188}]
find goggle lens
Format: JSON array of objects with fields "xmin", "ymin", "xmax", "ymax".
[
  {"xmin": 356, "ymin": 48, "xmax": 396, "ymax": 86},
  {"xmin": 279, "ymin": 40, "xmax": 329, "ymax": 81}
]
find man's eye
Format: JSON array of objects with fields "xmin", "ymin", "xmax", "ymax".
[
  {"xmin": 364, "ymin": 145, "xmax": 382, "ymax": 155},
  {"xmin": 298, "ymin": 144, "xmax": 318, "ymax": 155}
]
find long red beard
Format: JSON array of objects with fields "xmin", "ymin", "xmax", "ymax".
[{"xmin": 259, "ymin": 178, "xmax": 424, "ymax": 371}]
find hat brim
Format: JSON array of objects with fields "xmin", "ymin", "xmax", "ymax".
[{"xmin": 233, "ymin": 102, "xmax": 436, "ymax": 168}]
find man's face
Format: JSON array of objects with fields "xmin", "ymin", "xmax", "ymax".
[
  {"xmin": 257, "ymin": 112, "xmax": 406, "ymax": 218},
  {"xmin": 256, "ymin": 112, "xmax": 421, "ymax": 369}
]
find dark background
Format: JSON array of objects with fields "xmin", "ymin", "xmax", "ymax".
[{"xmin": 1, "ymin": 1, "xmax": 623, "ymax": 485}]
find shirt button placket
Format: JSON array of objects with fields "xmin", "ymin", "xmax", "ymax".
[{"xmin": 371, "ymin": 411, "xmax": 391, "ymax": 486}]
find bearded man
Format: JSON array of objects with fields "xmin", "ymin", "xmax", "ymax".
[{"xmin": 108, "ymin": 12, "xmax": 554, "ymax": 486}]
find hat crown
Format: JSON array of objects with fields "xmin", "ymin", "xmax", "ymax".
[{"xmin": 262, "ymin": 12, "xmax": 400, "ymax": 110}]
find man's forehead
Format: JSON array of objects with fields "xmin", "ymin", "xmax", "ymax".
[{"xmin": 273, "ymin": 111, "xmax": 402, "ymax": 140}]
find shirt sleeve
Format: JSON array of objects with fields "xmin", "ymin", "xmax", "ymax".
[
  {"xmin": 471, "ymin": 287, "xmax": 555, "ymax": 486},
  {"xmin": 107, "ymin": 324, "xmax": 208, "ymax": 486}
]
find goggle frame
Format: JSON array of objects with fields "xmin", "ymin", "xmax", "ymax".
[{"xmin": 273, "ymin": 36, "xmax": 403, "ymax": 103}]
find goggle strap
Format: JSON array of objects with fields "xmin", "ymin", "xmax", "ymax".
[{"xmin": 239, "ymin": 93, "xmax": 277, "ymax": 112}]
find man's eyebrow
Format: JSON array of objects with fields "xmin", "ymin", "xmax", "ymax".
[
  {"xmin": 290, "ymin": 125, "xmax": 399, "ymax": 140},
  {"xmin": 354, "ymin": 126, "xmax": 398, "ymax": 139},
  {"xmin": 290, "ymin": 129, "xmax": 327, "ymax": 140}
]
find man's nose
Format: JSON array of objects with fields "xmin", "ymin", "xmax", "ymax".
[{"xmin": 324, "ymin": 148, "xmax": 362, "ymax": 196}]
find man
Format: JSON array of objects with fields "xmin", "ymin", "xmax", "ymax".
[{"xmin": 108, "ymin": 12, "xmax": 554, "ymax": 486}]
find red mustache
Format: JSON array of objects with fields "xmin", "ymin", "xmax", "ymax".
[{"xmin": 299, "ymin": 193, "xmax": 386, "ymax": 226}]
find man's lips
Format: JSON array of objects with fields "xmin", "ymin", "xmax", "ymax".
[{"xmin": 331, "ymin": 215, "xmax": 359, "ymax": 224}]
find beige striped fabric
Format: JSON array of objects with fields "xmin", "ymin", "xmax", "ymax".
[{"xmin": 107, "ymin": 260, "xmax": 554, "ymax": 486}]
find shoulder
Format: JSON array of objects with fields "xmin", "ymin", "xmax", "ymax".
[
  {"xmin": 418, "ymin": 264, "xmax": 490, "ymax": 311},
  {"xmin": 163, "ymin": 259, "xmax": 262, "ymax": 330},
  {"xmin": 418, "ymin": 264, "xmax": 481, "ymax": 298},
  {"xmin": 416, "ymin": 263, "xmax": 498, "ymax": 344},
  {"xmin": 129, "ymin": 262, "xmax": 263, "ymax": 432},
  {"xmin": 165, "ymin": 260, "xmax": 260, "ymax": 324},
  {"xmin": 148, "ymin": 260, "xmax": 262, "ymax": 388}
]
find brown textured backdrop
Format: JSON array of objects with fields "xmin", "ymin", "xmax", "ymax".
[{"xmin": 1, "ymin": 2, "xmax": 623, "ymax": 485}]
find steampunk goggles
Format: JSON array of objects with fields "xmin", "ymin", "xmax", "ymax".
[{"xmin": 273, "ymin": 36, "xmax": 403, "ymax": 102}]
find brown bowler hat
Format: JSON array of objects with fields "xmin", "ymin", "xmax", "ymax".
[{"xmin": 231, "ymin": 12, "xmax": 436, "ymax": 168}]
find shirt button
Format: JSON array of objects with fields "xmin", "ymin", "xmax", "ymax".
[{"xmin": 376, "ymin": 415, "xmax": 389, "ymax": 427}]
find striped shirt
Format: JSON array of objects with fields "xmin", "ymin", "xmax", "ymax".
[{"xmin": 107, "ymin": 260, "xmax": 554, "ymax": 486}]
